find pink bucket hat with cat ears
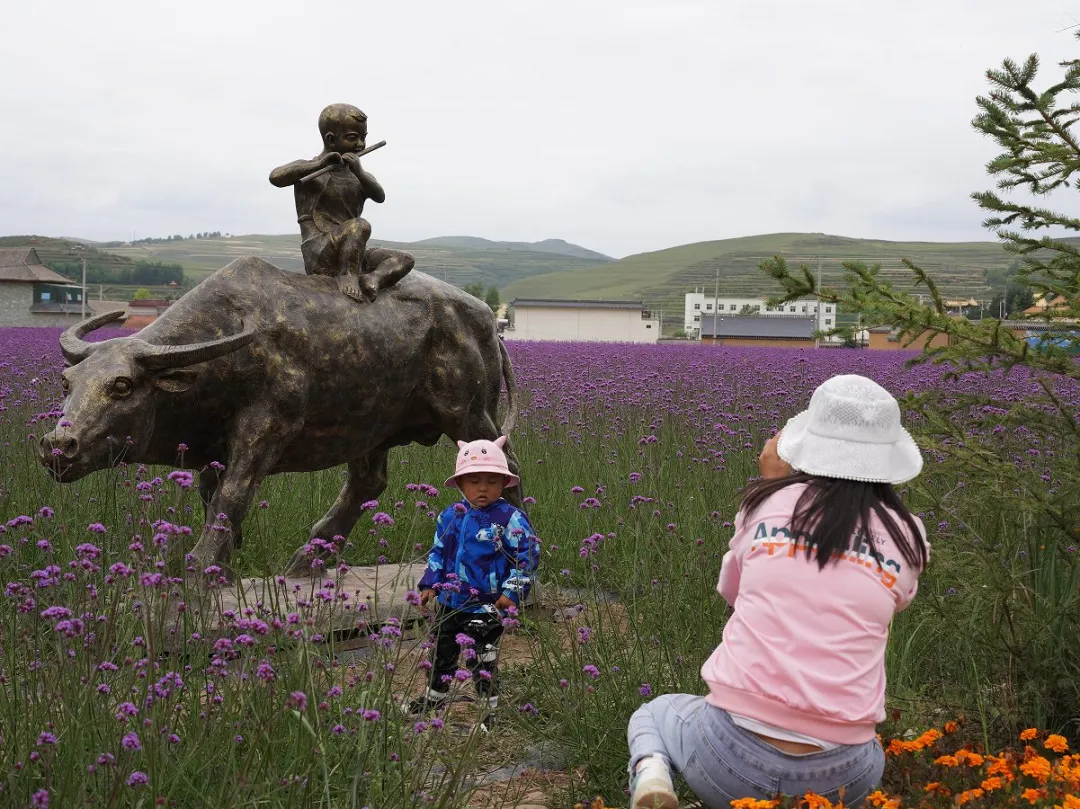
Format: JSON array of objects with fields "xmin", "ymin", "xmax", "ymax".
[{"xmin": 445, "ymin": 435, "xmax": 521, "ymax": 489}]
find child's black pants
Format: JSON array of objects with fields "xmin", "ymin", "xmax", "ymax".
[{"xmin": 427, "ymin": 607, "xmax": 504, "ymax": 705}]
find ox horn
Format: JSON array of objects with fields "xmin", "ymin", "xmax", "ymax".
[
  {"xmin": 59, "ymin": 310, "xmax": 128, "ymax": 365},
  {"xmin": 134, "ymin": 323, "xmax": 257, "ymax": 370}
]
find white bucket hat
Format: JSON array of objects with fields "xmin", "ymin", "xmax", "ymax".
[{"xmin": 776, "ymin": 374, "xmax": 923, "ymax": 485}]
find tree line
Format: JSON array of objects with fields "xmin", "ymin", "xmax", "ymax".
[
  {"xmin": 98, "ymin": 232, "xmax": 226, "ymax": 247},
  {"xmin": 463, "ymin": 283, "xmax": 501, "ymax": 313},
  {"xmin": 46, "ymin": 259, "xmax": 184, "ymax": 287}
]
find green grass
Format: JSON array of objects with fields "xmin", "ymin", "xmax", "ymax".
[
  {"xmin": 2, "ymin": 335, "xmax": 1078, "ymax": 806},
  {"xmin": 502, "ymin": 232, "xmax": 1023, "ymax": 317}
]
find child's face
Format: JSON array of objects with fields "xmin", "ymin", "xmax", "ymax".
[
  {"xmin": 325, "ymin": 118, "xmax": 367, "ymax": 154},
  {"xmin": 457, "ymin": 473, "xmax": 506, "ymax": 508}
]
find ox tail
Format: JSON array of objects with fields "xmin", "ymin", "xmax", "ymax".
[{"xmin": 498, "ymin": 337, "xmax": 518, "ymax": 436}]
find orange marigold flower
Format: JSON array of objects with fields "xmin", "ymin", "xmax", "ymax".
[
  {"xmin": 802, "ymin": 792, "xmax": 833, "ymax": 809},
  {"xmin": 944, "ymin": 721, "xmax": 959, "ymax": 734},
  {"xmin": 1058, "ymin": 759, "xmax": 1080, "ymax": 789},
  {"xmin": 923, "ymin": 782, "xmax": 951, "ymax": 796},
  {"xmin": 981, "ymin": 777, "xmax": 1004, "ymax": 792},
  {"xmin": 1055, "ymin": 795, "xmax": 1080, "ymax": 809},
  {"xmin": 956, "ymin": 788, "xmax": 985, "ymax": 806},
  {"xmin": 864, "ymin": 791, "xmax": 899, "ymax": 809},
  {"xmin": 886, "ymin": 739, "xmax": 908, "ymax": 757},
  {"xmin": 934, "ymin": 754, "xmax": 960, "ymax": 767},
  {"xmin": 1022, "ymin": 788, "xmax": 1046, "ymax": 804},
  {"xmin": 1021, "ymin": 728, "xmax": 1039, "ymax": 741},
  {"xmin": 1046, "ymin": 735, "xmax": 1070, "ymax": 754},
  {"xmin": 731, "ymin": 800, "xmax": 780, "ymax": 809},
  {"xmin": 957, "ymin": 749, "xmax": 986, "ymax": 767},
  {"xmin": 1022, "ymin": 755, "xmax": 1053, "ymax": 783},
  {"xmin": 986, "ymin": 756, "xmax": 1015, "ymax": 777}
]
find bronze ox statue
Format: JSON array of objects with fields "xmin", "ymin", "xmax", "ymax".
[{"xmin": 38, "ymin": 257, "xmax": 521, "ymax": 577}]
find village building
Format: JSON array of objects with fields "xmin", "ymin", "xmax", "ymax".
[
  {"xmin": 683, "ymin": 290, "xmax": 836, "ymax": 337},
  {"xmin": 866, "ymin": 326, "xmax": 951, "ymax": 351},
  {"xmin": 122, "ymin": 299, "xmax": 172, "ymax": 331},
  {"xmin": 699, "ymin": 314, "xmax": 818, "ymax": 347},
  {"xmin": 0, "ymin": 247, "xmax": 82, "ymax": 326},
  {"xmin": 507, "ymin": 299, "xmax": 660, "ymax": 343},
  {"xmin": 1022, "ymin": 294, "xmax": 1077, "ymax": 322},
  {"xmin": 0, "ymin": 248, "xmax": 129, "ymax": 327}
]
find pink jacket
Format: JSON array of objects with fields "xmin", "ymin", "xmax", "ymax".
[{"xmin": 701, "ymin": 483, "xmax": 928, "ymax": 745}]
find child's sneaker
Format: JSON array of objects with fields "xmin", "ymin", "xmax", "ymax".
[
  {"xmin": 631, "ymin": 756, "xmax": 678, "ymax": 809},
  {"xmin": 401, "ymin": 690, "xmax": 447, "ymax": 716}
]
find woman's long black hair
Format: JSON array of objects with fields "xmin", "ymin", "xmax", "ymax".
[{"xmin": 739, "ymin": 473, "xmax": 929, "ymax": 571}]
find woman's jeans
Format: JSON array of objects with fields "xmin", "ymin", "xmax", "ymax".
[{"xmin": 628, "ymin": 695, "xmax": 885, "ymax": 809}]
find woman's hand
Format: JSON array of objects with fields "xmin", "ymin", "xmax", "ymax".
[{"xmin": 759, "ymin": 432, "xmax": 793, "ymax": 479}]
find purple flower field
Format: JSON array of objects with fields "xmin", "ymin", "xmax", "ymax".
[{"xmin": 1, "ymin": 326, "xmax": 1077, "ymax": 806}]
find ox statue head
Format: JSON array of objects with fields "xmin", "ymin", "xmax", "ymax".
[{"xmin": 39, "ymin": 310, "xmax": 256, "ymax": 481}]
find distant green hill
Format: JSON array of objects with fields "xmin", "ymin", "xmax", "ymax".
[
  {"xmin": 100, "ymin": 234, "xmax": 611, "ymax": 289},
  {"xmin": 502, "ymin": 232, "xmax": 1024, "ymax": 319},
  {"xmin": 412, "ymin": 236, "xmax": 611, "ymax": 261},
  {"xmin": 6, "ymin": 232, "xmax": 1041, "ymax": 320}
]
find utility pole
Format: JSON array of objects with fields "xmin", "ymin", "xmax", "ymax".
[
  {"xmin": 81, "ymin": 256, "xmax": 87, "ymax": 319},
  {"xmin": 714, "ymin": 268, "xmax": 719, "ymax": 340},
  {"xmin": 815, "ymin": 257, "xmax": 824, "ymax": 346}
]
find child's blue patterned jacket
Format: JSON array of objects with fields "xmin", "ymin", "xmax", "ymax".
[{"xmin": 417, "ymin": 498, "xmax": 539, "ymax": 613}]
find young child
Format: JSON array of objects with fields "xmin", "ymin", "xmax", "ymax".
[
  {"xmin": 627, "ymin": 375, "xmax": 930, "ymax": 809},
  {"xmin": 405, "ymin": 436, "xmax": 539, "ymax": 729},
  {"xmin": 269, "ymin": 103, "xmax": 414, "ymax": 302}
]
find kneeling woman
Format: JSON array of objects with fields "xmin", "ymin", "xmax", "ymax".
[{"xmin": 628, "ymin": 374, "xmax": 930, "ymax": 809}]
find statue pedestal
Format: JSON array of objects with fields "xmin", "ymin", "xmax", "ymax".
[
  {"xmin": 174, "ymin": 562, "xmax": 550, "ymax": 655},
  {"xmin": 206, "ymin": 562, "xmax": 429, "ymax": 648}
]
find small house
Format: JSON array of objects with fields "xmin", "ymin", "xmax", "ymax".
[
  {"xmin": 507, "ymin": 299, "xmax": 660, "ymax": 343},
  {"xmin": 867, "ymin": 326, "xmax": 951, "ymax": 351},
  {"xmin": 0, "ymin": 248, "xmax": 82, "ymax": 326},
  {"xmin": 699, "ymin": 315, "xmax": 816, "ymax": 347},
  {"xmin": 0, "ymin": 248, "xmax": 130, "ymax": 327},
  {"xmin": 123, "ymin": 299, "xmax": 172, "ymax": 331}
]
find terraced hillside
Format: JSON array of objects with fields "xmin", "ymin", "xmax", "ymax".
[
  {"xmin": 102, "ymin": 234, "xmax": 611, "ymax": 289},
  {"xmin": 502, "ymin": 233, "xmax": 1020, "ymax": 319}
]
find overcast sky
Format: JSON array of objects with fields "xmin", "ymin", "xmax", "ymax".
[{"xmin": 2, "ymin": 0, "xmax": 1078, "ymax": 258}]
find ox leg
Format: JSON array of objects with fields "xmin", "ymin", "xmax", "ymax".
[
  {"xmin": 498, "ymin": 435, "xmax": 526, "ymax": 511},
  {"xmin": 196, "ymin": 466, "xmax": 242, "ymax": 550},
  {"xmin": 188, "ymin": 439, "xmax": 283, "ymax": 578},
  {"xmin": 282, "ymin": 447, "xmax": 391, "ymax": 577}
]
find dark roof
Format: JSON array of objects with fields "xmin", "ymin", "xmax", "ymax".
[
  {"xmin": 0, "ymin": 247, "xmax": 74, "ymax": 284},
  {"xmin": 700, "ymin": 315, "xmax": 816, "ymax": 339},
  {"xmin": 870, "ymin": 321, "xmax": 1072, "ymax": 334},
  {"xmin": 512, "ymin": 298, "xmax": 648, "ymax": 311},
  {"xmin": 1001, "ymin": 320, "xmax": 1076, "ymax": 331}
]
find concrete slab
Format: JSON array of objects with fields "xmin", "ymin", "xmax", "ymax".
[{"xmin": 210, "ymin": 562, "xmax": 430, "ymax": 635}]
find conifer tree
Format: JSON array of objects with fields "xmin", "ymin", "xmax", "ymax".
[{"xmin": 760, "ymin": 35, "xmax": 1080, "ymax": 731}]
